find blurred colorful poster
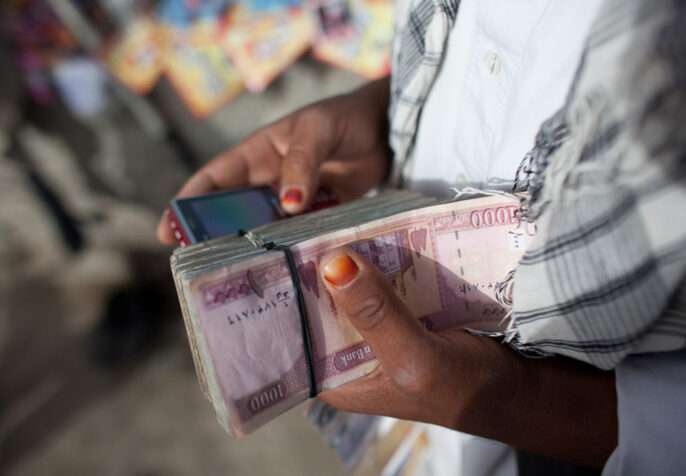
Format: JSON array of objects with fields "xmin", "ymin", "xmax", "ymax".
[
  {"xmin": 312, "ymin": 0, "xmax": 392, "ymax": 79},
  {"xmin": 3, "ymin": 0, "xmax": 80, "ymax": 102},
  {"xmin": 221, "ymin": 4, "xmax": 314, "ymax": 92},
  {"xmin": 52, "ymin": 57, "xmax": 109, "ymax": 118},
  {"xmin": 161, "ymin": 21, "xmax": 243, "ymax": 118},
  {"xmin": 102, "ymin": 17, "xmax": 162, "ymax": 94},
  {"xmin": 157, "ymin": 0, "xmax": 231, "ymax": 27}
]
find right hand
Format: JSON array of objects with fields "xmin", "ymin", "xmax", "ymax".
[
  {"xmin": 317, "ymin": 247, "xmax": 618, "ymax": 470},
  {"xmin": 157, "ymin": 77, "xmax": 392, "ymax": 245}
]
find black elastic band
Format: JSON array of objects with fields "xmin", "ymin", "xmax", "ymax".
[
  {"xmin": 229, "ymin": 239, "xmax": 314, "ymax": 400},
  {"xmin": 264, "ymin": 242, "xmax": 318, "ymax": 398},
  {"xmin": 238, "ymin": 230, "xmax": 317, "ymax": 398}
]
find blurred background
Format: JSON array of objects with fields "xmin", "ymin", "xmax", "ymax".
[{"xmin": 0, "ymin": 0, "xmax": 391, "ymax": 474}]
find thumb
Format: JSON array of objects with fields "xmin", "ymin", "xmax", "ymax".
[
  {"xmin": 279, "ymin": 111, "xmax": 332, "ymax": 214},
  {"xmin": 319, "ymin": 248, "xmax": 435, "ymax": 391}
]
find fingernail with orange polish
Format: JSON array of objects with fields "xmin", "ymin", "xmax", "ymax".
[
  {"xmin": 323, "ymin": 255, "xmax": 359, "ymax": 287},
  {"xmin": 281, "ymin": 188, "xmax": 303, "ymax": 207}
]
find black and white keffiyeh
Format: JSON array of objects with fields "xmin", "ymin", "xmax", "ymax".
[
  {"xmin": 388, "ymin": 0, "xmax": 460, "ymax": 184},
  {"xmin": 389, "ymin": 0, "xmax": 686, "ymax": 369}
]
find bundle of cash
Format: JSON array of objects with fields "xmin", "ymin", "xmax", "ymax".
[{"xmin": 171, "ymin": 191, "xmax": 535, "ymax": 436}]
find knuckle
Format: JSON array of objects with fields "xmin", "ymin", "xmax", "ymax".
[
  {"xmin": 391, "ymin": 358, "xmax": 435, "ymax": 399},
  {"xmin": 349, "ymin": 293, "xmax": 388, "ymax": 328},
  {"xmin": 302, "ymin": 105, "xmax": 336, "ymax": 136},
  {"xmin": 303, "ymin": 104, "xmax": 328, "ymax": 124},
  {"xmin": 284, "ymin": 149, "xmax": 312, "ymax": 171}
]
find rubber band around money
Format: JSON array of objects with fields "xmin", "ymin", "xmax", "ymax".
[{"xmin": 238, "ymin": 230, "xmax": 318, "ymax": 398}]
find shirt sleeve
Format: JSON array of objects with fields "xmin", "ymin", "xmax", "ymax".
[{"xmin": 602, "ymin": 350, "xmax": 686, "ymax": 476}]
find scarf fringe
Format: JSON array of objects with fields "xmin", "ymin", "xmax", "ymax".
[{"xmin": 515, "ymin": 89, "xmax": 609, "ymax": 222}]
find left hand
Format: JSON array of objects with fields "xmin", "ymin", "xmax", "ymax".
[{"xmin": 317, "ymin": 248, "xmax": 617, "ymax": 470}]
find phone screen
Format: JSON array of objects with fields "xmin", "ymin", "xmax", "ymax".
[{"xmin": 172, "ymin": 187, "xmax": 283, "ymax": 243}]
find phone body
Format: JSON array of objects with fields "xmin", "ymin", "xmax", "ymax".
[
  {"xmin": 168, "ymin": 186, "xmax": 285, "ymax": 246},
  {"xmin": 167, "ymin": 184, "xmax": 339, "ymax": 246}
]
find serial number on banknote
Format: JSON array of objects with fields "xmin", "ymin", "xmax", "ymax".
[{"xmin": 226, "ymin": 290, "xmax": 292, "ymax": 325}]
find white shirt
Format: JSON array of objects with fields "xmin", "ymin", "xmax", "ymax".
[{"xmin": 407, "ymin": 0, "xmax": 600, "ymax": 196}]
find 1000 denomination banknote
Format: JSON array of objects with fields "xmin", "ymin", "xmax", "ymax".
[{"xmin": 184, "ymin": 195, "xmax": 535, "ymax": 435}]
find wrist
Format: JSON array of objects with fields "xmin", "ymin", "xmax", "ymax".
[
  {"xmin": 449, "ymin": 336, "xmax": 526, "ymax": 435},
  {"xmin": 447, "ymin": 336, "xmax": 617, "ymax": 470},
  {"xmin": 356, "ymin": 76, "xmax": 391, "ymax": 111},
  {"xmin": 360, "ymin": 76, "xmax": 393, "ymax": 178}
]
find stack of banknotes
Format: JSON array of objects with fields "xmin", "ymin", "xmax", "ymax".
[{"xmin": 171, "ymin": 190, "xmax": 535, "ymax": 436}]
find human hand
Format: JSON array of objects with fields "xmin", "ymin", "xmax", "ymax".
[
  {"xmin": 317, "ymin": 248, "xmax": 617, "ymax": 470},
  {"xmin": 157, "ymin": 77, "xmax": 392, "ymax": 244},
  {"xmin": 316, "ymin": 247, "xmax": 522, "ymax": 429}
]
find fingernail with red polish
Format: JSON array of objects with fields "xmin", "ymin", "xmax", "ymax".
[
  {"xmin": 281, "ymin": 187, "xmax": 303, "ymax": 207},
  {"xmin": 323, "ymin": 255, "xmax": 359, "ymax": 287}
]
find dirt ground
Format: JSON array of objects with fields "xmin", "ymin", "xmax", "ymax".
[{"xmin": 0, "ymin": 40, "xmax": 363, "ymax": 475}]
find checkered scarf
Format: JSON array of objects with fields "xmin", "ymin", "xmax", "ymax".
[{"xmin": 389, "ymin": 0, "xmax": 686, "ymax": 369}]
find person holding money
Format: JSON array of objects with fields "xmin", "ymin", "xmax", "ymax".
[{"xmin": 159, "ymin": 0, "xmax": 686, "ymax": 474}]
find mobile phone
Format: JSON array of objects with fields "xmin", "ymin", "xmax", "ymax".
[
  {"xmin": 168, "ymin": 186, "xmax": 285, "ymax": 246},
  {"xmin": 167, "ymin": 184, "xmax": 339, "ymax": 246}
]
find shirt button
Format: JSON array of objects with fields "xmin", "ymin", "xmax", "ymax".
[{"xmin": 484, "ymin": 52, "xmax": 501, "ymax": 76}]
